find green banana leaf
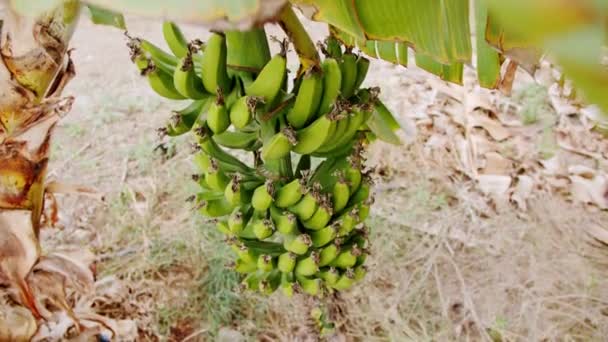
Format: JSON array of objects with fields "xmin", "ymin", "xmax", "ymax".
[{"xmin": 87, "ymin": 5, "xmax": 126, "ymax": 29}]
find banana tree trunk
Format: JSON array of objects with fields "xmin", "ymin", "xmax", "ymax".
[{"xmin": 0, "ymin": 0, "xmax": 79, "ymax": 316}]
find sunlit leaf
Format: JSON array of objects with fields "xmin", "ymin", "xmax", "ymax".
[
  {"xmin": 415, "ymin": 54, "xmax": 463, "ymax": 84},
  {"xmin": 474, "ymin": 0, "xmax": 501, "ymax": 88},
  {"xmin": 87, "ymin": 5, "xmax": 126, "ymax": 30}
]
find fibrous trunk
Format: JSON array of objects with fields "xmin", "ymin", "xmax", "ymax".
[{"xmin": 0, "ymin": 0, "xmax": 79, "ymax": 316}]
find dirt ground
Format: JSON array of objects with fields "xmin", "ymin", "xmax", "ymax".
[{"xmin": 40, "ymin": 14, "xmax": 608, "ymax": 341}]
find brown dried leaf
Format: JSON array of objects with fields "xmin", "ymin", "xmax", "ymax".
[
  {"xmin": 468, "ymin": 113, "xmax": 512, "ymax": 141},
  {"xmin": 33, "ymin": 249, "xmax": 96, "ymax": 294},
  {"xmin": 511, "ymin": 175, "xmax": 534, "ymax": 210},
  {"xmin": 480, "ymin": 152, "xmax": 513, "ymax": 175},
  {"xmin": 0, "ymin": 304, "xmax": 37, "ymax": 342},
  {"xmin": 569, "ymin": 173, "xmax": 608, "ymax": 209},
  {"xmin": 477, "ymin": 175, "xmax": 512, "ymax": 198}
]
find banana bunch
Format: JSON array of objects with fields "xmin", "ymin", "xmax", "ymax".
[{"xmin": 128, "ymin": 24, "xmax": 401, "ymax": 297}]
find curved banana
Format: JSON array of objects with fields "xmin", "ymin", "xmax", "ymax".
[
  {"xmin": 162, "ymin": 21, "xmax": 189, "ymax": 58},
  {"xmin": 292, "ymin": 115, "xmax": 332, "ymax": 155},
  {"xmin": 339, "ymin": 52, "xmax": 359, "ymax": 99},
  {"xmin": 295, "ymin": 252, "xmax": 320, "ymax": 276},
  {"xmin": 329, "ymin": 245, "xmax": 361, "ymax": 269},
  {"xmin": 257, "ymin": 254, "xmax": 274, "ymax": 272},
  {"xmin": 261, "ymin": 128, "xmax": 296, "ymax": 161},
  {"xmin": 147, "ymin": 67, "xmax": 187, "ymax": 100},
  {"xmin": 251, "ymin": 181, "xmax": 274, "ymax": 211},
  {"xmin": 213, "ymin": 130, "xmax": 260, "ymax": 151},
  {"xmin": 332, "ymin": 269, "xmax": 356, "ymax": 290},
  {"xmin": 353, "ymin": 265, "xmax": 367, "ymax": 281},
  {"xmin": 318, "ymin": 267, "xmax": 340, "ymax": 286},
  {"xmin": 198, "ymin": 198, "xmax": 234, "ymax": 217},
  {"xmin": 296, "ymin": 275, "xmax": 321, "ymax": 296},
  {"xmin": 353, "ymin": 56, "xmax": 370, "ymax": 90},
  {"xmin": 288, "ymin": 191, "xmax": 318, "ymax": 221},
  {"xmin": 280, "ymin": 272, "xmax": 298, "ymax": 297},
  {"xmin": 269, "ymin": 206, "xmax": 298, "ymax": 235},
  {"xmin": 319, "ymin": 244, "xmax": 340, "ymax": 267},
  {"xmin": 310, "ymin": 225, "xmax": 338, "ymax": 248},
  {"xmin": 193, "ymin": 151, "xmax": 211, "ymax": 173},
  {"xmin": 229, "ymin": 96, "xmax": 256, "ymax": 129},
  {"xmin": 278, "ymin": 252, "xmax": 297, "ymax": 273},
  {"xmin": 317, "ymin": 58, "xmax": 342, "ymax": 116},
  {"xmin": 283, "ymin": 234, "xmax": 312, "ymax": 255},
  {"xmin": 174, "ymin": 55, "xmax": 209, "ymax": 99},
  {"xmin": 207, "ymin": 91, "xmax": 230, "ymax": 134},
  {"xmin": 286, "ymin": 68, "xmax": 324, "ymax": 128},
  {"xmin": 200, "ymin": 32, "xmax": 233, "ymax": 94},
  {"xmin": 332, "ymin": 174, "xmax": 350, "ymax": 213},
  {"xmin": 302, "ymin": 202, "xmax": 333, "ymax": 231},
  {"xmin": 245, "ymin": 52, "xmax": 287, "ymax": 105},
  {"xmin": 253, "ymin": 218, "xmax": 275, "ymax": 240},
  {"xmin": 274, "ymin": 178, "xmax": 305, "ymax": 208},
  {"xmin": 140, "ymin": 39, "xmax": 178, "ymax": 74},
  {"xmin": 314, "ymin": 114, "xmax": 350, "ymax": 153},
  {"xmin": 165, "ymin": 99, "xmax": 206, "ymax": 136},
  {"xmin": 336, "ymin": 208, "xmax": 359, "ymax": 237}
]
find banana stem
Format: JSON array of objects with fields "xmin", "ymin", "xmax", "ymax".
[{"xmin": 278, "ymin": 4, "xmax": 320, "ymax": 71}]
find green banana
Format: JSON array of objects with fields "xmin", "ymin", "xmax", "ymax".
[
  {"xmin": 193, "ymin": 151, "xmax": 211, "ymax": 173},
  {"xmin": 251, "ymin": 181, "xmax": 274, "ymax": 211},
  {"xmin": 288, "ymin": 191, "xmax": 318, "ymax": 221},
  {"xmin": 339, "ymin": 52, "xmax": 358, "ymax": 99},
  {"xmin": 216, "ymin": 220, "xmax": 231, "ymax": 235},
  {"xmin": 261, "ymin": 128, "xmax": 296, "ymax": 161},
  {"xmin": 283, "ymin": 234, "xmax": 312, "ymax": 255},
  {"xmin": 242, "ymin": 272, "xmax": 262, "ymax": 291},
  {"xmin": 336, "ymin": 208, "xmax": 358, "ymax": 237},
  {"xmin": 224, "ymin": 175, "xmax": 249, "ymax": 207},
  {"xmin": 318, "ymin": 267, "xmax": 340, "ymax": 286},
  {"xmin": 269, "ymin": 206, "xmax": 298, "ymax": 235},
  {"xmin": 296, "ymin": 275, "xmax": 322, "ymax": 296},
  {"xmin": 207, "ymin": 91, "xmax": 230, "ymax": 133},
  {"xmin": 162, "ymin": 21, "xmax": 189, "ymax": 58},
  {"xmin": 147, "ymin": 66, "xmax": 187, "ymax": 100},
  {"xmin": 348, "ymin": 178, "xmax": 371, "ymax": 207},
  {"xmin": 292, "ymin": 115, "xmax": 332, "ymax": 155},
  {"xmin": 314, "ymin": 114, "xmax": 350, "ymax": 153},
  {"xmin": 228, "ymin": 208, "xmax": 245, "ymax": 234},
  {"xmin": 345, "ymin": 164, "xmax": 362, "ymax": 194},
  {"xmin": 357, "ymin": 200, "xmax": 371, "ymax": 222},
  {"xmin": 245, "ymin": 51, "xmax": 287, "ymax": 105},
  {"xmin": 310, "ymin": 225, "xmax": 337, "ymax": 248},
  {"xmin": 259, "ymin": 271, "xmax": 281, "ymax": 295},
  {"xmin": 233, "ymin": 258, "xmax": 258, "ymax": 274},
  {"xmin": 353, "ymin": 56, "xmax": 370, "ymax": 90},
  {"xmin": 229, "ymin": 96, "xmax": 256, "ymax": 129},
  {"xmin": 174, "ymin": 54, "xmax": 209, "ymax": 100},
  {"xmin": 329, "ymin": 245, "xmax": 361, "ymax": 269},
  {"xmin": 278, "ymin": 252, "xmax": 297, "ymax": 273},
  {"xmin": 280, "ymin": 272, "xmax": 298, "ymax": 297},
  {"xmin": 332, "ymin": 269, "xmax": 356, "ymax": 290},
  {"xmin": 198, "ymin": 198, "xmax": 234, "ymax": 217},
  {"xmin": 302, "ymin": 202, "xmax": 333, "ymax": 231},
  {"xmin": 274, "ymin": 179, "xmax": 305, "ymax": 208},
  {"xmin": 332, "ymin": 174, "xmax": 350, "ymax": 213},
  {"xmin": 197, "ymin": 135, "xmax": 256, "ymax": 175},
  {"xmin": 286, "ymin": 68, "xmax": 324, "ymax": 128},
  {"xmin": 200, "ymin": 32, "xmax": 233, "ymax": 94},
  {"xmin": 204, "ymin": 160, "xmax": 229, "ymax": 191},
  {"xmin": 353, "ymin": 265, "xmax": 367, "ymax": 281},
  {"xmin": 257, "ymin": 254, "xmax": 275, "ymax": 272},
  {"xmin": 317, "ymin": 58, "xmax": 342, "ymax": 116},
  {"xmin": 213, "ymin": 130, "xmax": 260, "ymax": 150},
  {"xmin": 140, "ymin": 39, "xmax": 178, "ymax": 74},
  {"xmin": 318, "ymin": 243, "xmax": 340, "ymax": 267},
  {"xmin": 165, "ymin": 100, "xmax": 205, "ymax": 136},
  {"xmin": 324, "ymin": 36, "xmax": 343, "ymax": 59},
  {"xmin": 295, "ymin": 252, "xmax": 320, "ymax": 276},
  {"xmin": 253, "ymin": 218, "xmax": 275, "ymax": 240}
]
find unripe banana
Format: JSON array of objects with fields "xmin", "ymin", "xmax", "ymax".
[
  {"xmin": 286, "ymin": 68, "xmax": 324, "ymax": 128},
  {"xmin": 318, "ymin": 267, "xmax": 340, "ymax": 286},
  {"xmin": 253, "ymin": 218, "xmax": 275, "ymax": 240},
  {"xmin": 274, "ymin": 179, "xmax": 305, "ymax": 208},
  {"xmin": 302, "ymin": 203, "xmax": 333, "ymax": 231},
  {"xmin": 207, "ymin": 91, "xmax": 230, "ymax": 134},
  {"xmin": 162, "ymin": 21, "xmax": 189, "ymax": 58},
  {"xmin": 200, "ymin": 32, "xmax": 232, "ymax": 94},
  {"xmin": 174, "ymin": 54, "xmax": 209, "ymax": 100},
  {"xmin": 204, "ymin": 160, "xmax": 229, "ymax": 191},
  {"xmin": 358, "ymin": 200, "xmax": 371, "ymax": 222},
  {"xmin": 324, "ymin": 36, "xmax": 343, "ymax": 59},
  {"xmin": 283, "ymin": 234, "xmax": 312, "ymax": 255},
  {"xmin": 242, "ymin": 272, "xmax": 262, "ymax": 291},
  {"xmin": 317, "ymin": 58, "xmax": 342, "ymax": 116},
  {"xmin": 213, "ymin": 130, "xmax": 260, "ymax": 151},
  {"xmin": 193, "ymin": 151, "xmax": 211, "ymax": 173},
  {"xmin": 224, "ymin": 175, "xmax": 243, "ymax": 207},
  {"xmin": 245, "ymin": 52, "xmax": 287, "ymax": 105},
  {"xmin": 296, "ymin": 275, "xmax": 322, "ymax": 296},
  {"xmin": 295, "ymin": 252, "xmax": 320, "ymax": 276},
  {"xmin": 332, "ymin": 175, "xmax": 351, "ymax": 214},
  {"xmin": 336, "ymin": 208, "xmax": 358, "ymax": 237},
  {"xmin": 332, "ymin": 268, "xmax": 356, "ymax": 290},
  {"xmin": 348, "ymin": 179, "xmax": 371, "ymax": 207},
  {"xmin": 330, "ymin": 246, "xmax": 361, "ymax": 269},
  {"xmin": 261, "ymin": 128, "xmax": 297, "ymax": 161},
  {"xmin": 278, "ymin": 252, "xmax": 297, "ymax": 273},
  {"xmin": 198, "ymin": 198, "xmax": 234, "ymax": 217},
  {"xmin": 257, "ymin": 254, "xmax": 275, "ymax": 272},
  {"xmin": 228, "ymin": 207, "xmax": 247, "ymax": 234},
  {"xmin": 292, "ymin": 115, "xmax": 332, "ymax": 155},
  {"xmin": 353, "ymin": 56, "xmax": 370, "ymax": 90},
  {"xmin": 310, "ymin": 225, "xmax": 338, "ymax": 248},
  {"xmin": 339, "ymin": 52, "xmax": 359, "ymax": 99},
  {"xmin": 165, "ymin": 100, "xmax": 206, "ymax": 136},
  {"xmin": 269, "ymin": 206, "xmax": 298, "ymax": 235},
  {"xmin": 251, "ymin": 181, "xmax": 274, "ymax": 212},
  {"xmin": 318, "ymin": 243, "xmax": 340, "ymax": 267},
  {"xmin": 259, "ymin": 271, "xmax": 281, "ymax": 295},
  {"xmin": 229, "ymin": 96, "xmax": 256, "ymax": 129},
  {"xmin": 288, "ymin": 191, "xmax": 318, "ymax": 221},
  {"xmin": 314, "ymin": 114, "xmax": 350, "ymax": 154},
  {"xmin": 140, "ymin": 39, "xmax": 179, "ymax": 74},
  {"xmin": 233, "ymin": 258, "xmax": 258, "ymax": 274},
  {"xmin": 280, "ymin": 272, "xmax": 299, "ymax": 297},
  {"xmin": 147, "ymin": 66, "xmax": 187, "ymax": 100},
  {"xmin": 345, "ymin": 164, "xmax": 362, "ymax": 194},
  {"xmin": 353, "ymin": 265, "xmax": 367, "ymax": 281}
]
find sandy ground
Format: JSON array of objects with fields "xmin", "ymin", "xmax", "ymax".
[{"xmin": 39, "ymin": 14, "xmax": 608, "ymax": 341}]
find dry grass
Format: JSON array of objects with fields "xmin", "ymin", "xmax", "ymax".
[{"xmin": 39, "ymin": 17, "xmax": 608, "ymax": 341}]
